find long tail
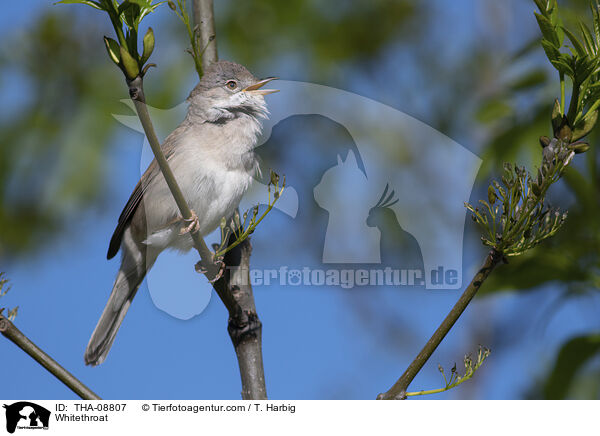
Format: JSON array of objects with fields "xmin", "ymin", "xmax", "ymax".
[{"xmin": 84, "ymin": 232, "xmax": 156, "ymax": 366}]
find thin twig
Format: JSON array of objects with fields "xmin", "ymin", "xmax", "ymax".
[
  {"xmin": 0, "ymin": 316, "xmax": 101, "ymax": 400},
  {"xmin": 404, "ymin": 346, "xmax": 491, "ymax": 397},
  {"xmin": 377, "ymin": 250, "xmax": 503, "ymax": 400}
]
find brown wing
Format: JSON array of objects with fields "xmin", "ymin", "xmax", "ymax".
[
  {"xmin": 107, "ymin": 179, "xmax": 145, "ymax": 259},
  {"xmin": 106, "ymin": 159, "xmax": 162, "ymax": 260},
  {"xmin": 108, "ymin": 132, "xmax": 182, "ymax": 259}
]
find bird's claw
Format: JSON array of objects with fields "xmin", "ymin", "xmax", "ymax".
[
  {"xmin": 195, "ymin": 258, "xmax": 225, "ymax": 283},
  {"xmin": 180, "ymin": 210, "xmax": 200, "ymax": 235}
]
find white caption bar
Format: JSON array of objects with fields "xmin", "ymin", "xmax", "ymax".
[{"xmin": 0, "ymin": 400, "xmax": 596, "ymax": 435}]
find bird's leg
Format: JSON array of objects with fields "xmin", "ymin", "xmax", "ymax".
[{"xmin": 179, "ymin": 210, "xmax": 200, "ymax": 235}]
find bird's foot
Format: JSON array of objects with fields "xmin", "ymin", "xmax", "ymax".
[
  {"xmin": 195, "ymin": 258, "xmax": 225, "ymax": 283},
  {"xmin": 180, "ymin": 210, "xmax": 200, "ymax": 235},
  {"xmin": 210, "ymin": 259, "xmax": 226, "ymax": 283}
]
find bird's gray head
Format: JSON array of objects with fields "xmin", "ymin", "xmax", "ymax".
[{"xmin": 187, "ymin": 60, "xmax": 278, "ymax": 122}]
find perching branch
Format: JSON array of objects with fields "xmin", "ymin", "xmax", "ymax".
[
  {"xmin": 190, "ymin": 0, "xmax": 267, "ymax": 400},
  {"xmin": 0, "ymin": 315, "xmax": 101, "ymax": 400},
  {"xmin": 217, "ymin": 231, "xmax": 267, "ymax": 399},
  {"xmin": 377, "ymin": 250, "xmax": 502, "ymax": 400}
]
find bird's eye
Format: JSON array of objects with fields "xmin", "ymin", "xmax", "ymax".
[{"xmin": 226, "ymin": 80, "xmax": 237, "ymax": 90}]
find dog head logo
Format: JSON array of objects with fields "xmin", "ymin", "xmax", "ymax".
[{"xmin": 3, "ymin": 402, "xmax": 50, "ymax": 434}]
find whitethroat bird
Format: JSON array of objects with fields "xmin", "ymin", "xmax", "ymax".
[{"xmin": 85, "ymin": 61, "xmax": 278, "ymax": 365}]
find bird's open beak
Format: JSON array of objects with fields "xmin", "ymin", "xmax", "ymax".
[{"xmin": 243, "ymin": 77, "xmax": 279, "ymax": 95}]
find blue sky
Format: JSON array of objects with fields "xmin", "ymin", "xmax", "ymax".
[{"xmin": 1, "ymin": 0, "xmax": 600, "ymax": 400}]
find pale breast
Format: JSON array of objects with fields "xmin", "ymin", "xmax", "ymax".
[{"xmin": 142, "ymin": 116, "xmax": 260, "ymax": 252}]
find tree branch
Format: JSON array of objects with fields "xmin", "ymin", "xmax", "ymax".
[
  {"xmin": 377, "ymin": 249, "xmax": 503, "ymax": 400},
  {"xmin": 193, "ymin": 0, "xmax": 218, "ymax": 69},
  {"xmin": 219, "ymin": 235, "xmax": 267, "ymax": 399},
  {"xmin": 0, "ymin": 315, "xmax": 101, "ymax": 400},
  {"xmin": 190, "ymin": 0, "xmax": 268, "ymax": 400}
]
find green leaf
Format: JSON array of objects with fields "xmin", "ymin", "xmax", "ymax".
[
  {"xmin": 574, "ymin": 55, "xmax": 596, "ymax": 85},
  {"xmin": 541, "ymin": 39, "xmax": 561, "ymax": 63},
  {"xmin": 562, "ymin": 26, "xmax": 586, "ymax": 57},
  {"xmin": 552, "ymin": 98, "xmax": 562, "ymax": 130},
  {"xmin": 568, "ymin": 141, "xmax": 591, "ymax": 154},
  {"xmin": 572, "ymin": 109, "xmax": 598, "ymax": 141},
  {"xmin": 556, "ymin": 23, "xmax": 564, "ymax": 47},
  {"xmin": 549, "ymin": 3, "xmax": 564, "ymax": 45},
  {"xmin": 139, "ymin": 1, "xmax": 166, "ymax": 21},
  {"xmin": 549, "ymin": 1, "xmax": 558, "ymax": 23},
  {"xmin": 487, "ymin": 185, "xmax": 497, "ymax": 205},
  {"xmin": 122, "ymin": 3, "xmax": 141, "ymax": 30},
  {"xmin": 550, "ymin": 59, "xmax": 574, "ymax": 77},
  {"xmin": 585, "ymin": 83, "xmax": 600, "ymax": 106},
  {"xmin": 579, "ymin": 21, "xmax": 596, "ymax": 55},
  {"xmin": 140, "ymin": 27, "xmax": 155, "ymax": 65},
  {"xmin": 533, "ymin": 0, "xmax": 547, "ymax": 14},
  {"xmin": 543, "ymin": 334, "xmax": 600, "ymax": 399},
  {"xmin": 535, "ymin": 12, "xmax": 560, "ymax": 48},
  {"xmin": 126, "ymin": 0, "xmax": 153, "ymax": 7},
  {"xmin": 117, "ymin": 0, "xmax": 135, "ymax": 16},
  {"xmin": 592, "ymin": 0, "xmax": 600, "ymax": 46},
  {"xmin": 103, "ymin": 36, "xmax": 121, "ymax": 66},
  {"xmin": 119, "ymin": 45, "xmax": 140, "ymax": 79},
  {"xmin": 54, "ymin": 0, "xmax": 104, "ymax": 9}
]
